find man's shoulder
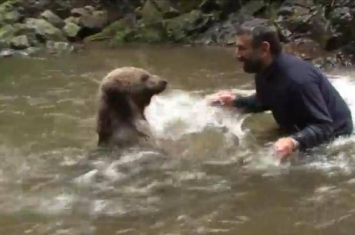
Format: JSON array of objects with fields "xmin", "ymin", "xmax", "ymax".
[
  {"xmin": 278, "ymin": 53, "xmax": 312, "ymax": 70},
  {"xmin": 278, "ymin": 53, "xmax": 322, "ymax": 84}
]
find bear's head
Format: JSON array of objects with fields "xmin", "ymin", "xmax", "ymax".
[
  {"xmin": 99, "ymin": 67, "xmax": 168, "ymax": 118},
  {"xmin": 96, "ymin": 67, "xmax": 168, "ymax": 147}
]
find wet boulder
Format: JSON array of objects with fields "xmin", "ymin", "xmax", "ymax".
[
  {"xmin": 278, "ymin": 5, "xmax": 313, "ymax": 33},
  {"xmin": 241, "ymin": 17, "xmax": 273, "ymax": 29},
  {"xmin": 77, "ymin": 10, "xmax": 108, "ymax": 38},
  {"xmin": 0, "ymin": 0, "xmax": 21, "ymax": 24},
  {"xmin": 311, "ymin": 54, "xmax": 349, "ymax": 70},
  {"xmin": 63, "ymin": 22, "xmax": 81, "ymax": 39},
  {"xmin": 40, "ymin": 10, "xmax": 64, "ymax": 29},
  {"xmin": 67, "ymin": 7, "xmax": 109, "ymax": 39},
  {"xmin": 0, "ymin": 0, "xmax": 19, "ymax": 13},
  {"xmin": 196, "ymin": 14, "xmax": 264, "ymax": 46},
  {"xmin": 109, "ymin": 2, "xmax": 215, "ymax": 44},
  {"xmin": 0, "ymin": 39, "xmax": 9, "ymax": 49},
  {"xmin": 133, "ymin": 0, "xmax": 170, "ymax": 44},
  {"xmin": 328, "ymin": 7, "xmax": 355, "ymax": 47},
  {"xmin": 10, "ymin": 34, "xmax": 30, "ymax": 49},
  {"xmin": 22, "ymin": 46, "xmax": 41, "ymax": 56},
  {"xmin": 339, "ymin": 42, "xmax": 355, "ymax": 64},
  {"xmin": 0, "ymin": 24, "xmax": 17, "ymax": 41},
  {"xmin": 16, "ymin": 0, "xmax": 50, "ymax": 18},
  {"xmin": 84, "ymin": 5, "xmax": 95, "ymax": 14},
  {"xmin": 13, "ymin": 22, "xmax": 39, "ymax": 46},
  {"xmin": 283, "ymin": 0, "xmax": 314, "ymax": 7},
  {"xmin": 308, "ymin": 6, "xmax": 341, "ymax": 51},
  {"xmin": 25, "ymin": 18, "xmax": 67, "ymax": 42},
  {"xmin": 46, "ymin": 41, "xmax": 73, "ymax": 54},
  {"xmin": 0, "ymin": 48, "xmax": 15, "ymax": 57},
  {"xmin": 71, "ymin": 7, "xmax": 91, "ymax": 18},
  {"xmin": 194, "ymin": 0, "xmax": 268, "ymax": 46},
  {"xmin": 328, "ymin": 0, "xmax": 355, "ymax": 8},
  {"xmin": 330, "ymin": 7, "xmax": 353, "ymax": 25},
  {"xmin": 273, "ymin": 0, "xmax": 337, "ymax": 47},
  {"xmin": 273, "ymin": 18, "xmax": 292, "ymax": 42},
  {"xmin": 0, "ymin": 48, "xmax": 29, "ymax": 58},
  {"xmin": 79, "ymin": 10, "xmax": 108, "ymax": 31},
  {"xmin": 3, "ymin": 10, "xmax": 23, "ymax": 23},
  {"xmin": 64, "ymin": 16, "xmax": 81, "ymax": 25},
  {"xmin": 0, "ymin": 24, "xmax": 18, "ymax": 49}
]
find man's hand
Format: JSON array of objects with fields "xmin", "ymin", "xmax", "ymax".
[
  {"xmin": 273, "ymin": 137, "xmax": 298, "ymax": 159},
  {"xmin": 206, "ymin": 91, "xmax": 237, "ymax": 107}
]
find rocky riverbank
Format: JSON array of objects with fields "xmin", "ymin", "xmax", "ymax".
[
  {"xmin": 0, "ymin": 0, "xmax": 112, "ymax": 57},
  {"xmin": 1, "ymin": 0, "xmax": 355, "ymax": 70}
]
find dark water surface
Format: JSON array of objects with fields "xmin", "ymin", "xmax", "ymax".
[{"xmin": 1, "ymin": 43, "xmax": 355, "ymax": 235}]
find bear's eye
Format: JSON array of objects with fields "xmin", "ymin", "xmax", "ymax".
[{"xmin": 140, "ymin": 74, "xmax": 150, "ymax": 82}]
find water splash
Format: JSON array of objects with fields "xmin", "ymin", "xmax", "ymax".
[
  {"xmin": 146, "ymin": 89, "xmax": 249, "ymax": 141},
  {"xmin": 145, "ymin": 74, "xmax": 355, "ymax": 172}
]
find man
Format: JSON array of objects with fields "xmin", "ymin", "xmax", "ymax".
[{"xmin": 208, "ymin": 24, "xmax": 353, "ymax": 159}]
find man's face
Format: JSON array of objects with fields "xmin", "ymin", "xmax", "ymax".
[{"xmin": 234, "ymin": 34, "xmax": 264, "ymax": 74}]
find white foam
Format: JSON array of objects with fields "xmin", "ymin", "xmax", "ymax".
[
  {"xmin": 145, "ymin": 89, "xmax": 248, "ymax": 141},
  {"xmin": 329, "ymin": 75, "xmax": 355, "ymax": 128}
]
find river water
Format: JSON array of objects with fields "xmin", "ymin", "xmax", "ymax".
[{"xmin": 1, "ymin": 43, "xmax": 355, "ymax": 235}]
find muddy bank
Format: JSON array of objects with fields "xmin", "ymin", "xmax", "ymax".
[{"xmin": 0, "ymin": 0, "xmax": 355, "ymax": 70}]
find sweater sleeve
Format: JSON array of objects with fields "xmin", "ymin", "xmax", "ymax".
[
  {"xmin": 290, "ymin": 80, "xmax": 335, "ymax": 150},
  {"xmin": 233, "ymin": 93, "xmax": 269, "ymax": 113}
]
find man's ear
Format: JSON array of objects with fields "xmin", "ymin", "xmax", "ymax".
[{"xmin": 260, "ymin": 41, "xmax": 271, "ymax": 55}]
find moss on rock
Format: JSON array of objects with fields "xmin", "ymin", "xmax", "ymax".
[
  {"xmin": 138, "ymin": 0, "xmax": 162, "ymax": 23},
  {"xmin": 86, "ymin": 17, "xmax": 132, "ymax": 41},
  {"xmin": 165, "ymin": 10, "xmax": 203, "ymax": 42},
  {"xmin": 63, "ymin": 22, "xmax": 81, "ymax": 38},
  {"xmin": 131, "ymin": 21, "xmax": 167, "ymax": 43}
]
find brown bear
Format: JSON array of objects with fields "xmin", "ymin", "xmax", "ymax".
[{"xmin": 96, "ymin": 67, "xmax": 168, "ymax": 148}]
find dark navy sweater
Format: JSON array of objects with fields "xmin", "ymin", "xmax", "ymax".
[{"xmin": 234, "ymin": 53, "xmax": 353, "ymax": 150}]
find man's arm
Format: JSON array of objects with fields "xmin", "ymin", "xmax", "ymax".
[
  {"xmin": 233, "ymin": 93, "xmax": 269, "ymax": 113},
  {"xmin": 290, "ymin": 81, "xmax": 334, "ymax": 150}
]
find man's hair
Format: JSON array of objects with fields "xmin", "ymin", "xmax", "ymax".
[{"xmin": 236, "ymin": 23, "xmax": 282, "ymax": 55}]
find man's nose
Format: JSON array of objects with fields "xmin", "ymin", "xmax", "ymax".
[
  {"xmin": 234, "ymin": 49, "xmax": 241, "ymax": 59},
  {"xmin": 234, "ymin": 49, "xmax": 241, "ymax": 60}
]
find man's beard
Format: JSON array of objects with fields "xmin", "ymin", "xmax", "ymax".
[{"xmin": 240, "ymin": 56, "xmax": 263, "ymax": 74}]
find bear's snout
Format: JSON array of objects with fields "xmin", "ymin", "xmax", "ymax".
[
  {"xmin": 147, "ymin": 75, "xmax": 168, "ymax": 94},
  {"xmin": 154, "ymin": 78, "xmax": 168, "ymax": 93},
  {"xmin": 159, "ymin": 79, "xmax": 168, "ymax": 88}
]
